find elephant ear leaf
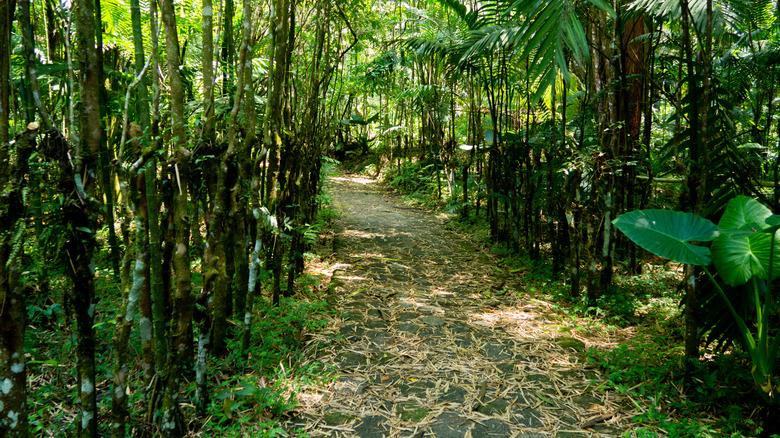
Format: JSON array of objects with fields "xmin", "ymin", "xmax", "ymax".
[
  {"xmin": 613, "ymin": 209, "xmax": 718, "ymax": 266},
  {"xmin": 712, "ymin": 196, "xmax": 780, "ymax": 287}
]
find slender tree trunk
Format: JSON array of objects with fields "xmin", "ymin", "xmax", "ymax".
[
  {"xmin": 680, "ymin": 0, "xmax": 703, "ymax": 373},
  {"xmin": 0, "ymin": 115, "xmax": 35, "ymax": 437},
  {"xmin": 20, "ymin": 0, "xmax": 58, "ymax": 353},
  {"xmin": 287, "ymin": 39, "xmax": 323, "ymax": 296},
  {"xmin": 67, "ymin": 1, "xmax": 104, "ymax": 435},
  {"xmin": 130, "ymin": 0, "xmax": 156, "ymax": 396},
  {"xmin": 265, "ymin": 0, "xmax": 293, "ymax": 306},
  {"xmin": 91, "ymin": 0, "xmax": 122, "ymax": 282},
  {"xmin": 146, "ymin": 0, "xmax": 169, "ymax": 399},
  {"xmin": 160, "ymin": 0, "xmax": 193, "ymax": 433},
  {"xmin": 203, "ymin": 0, "xmax": 215, "ymax": 143},
  {"xmin": 147, "ymin": 157, "xmax": 167, "ymax": 377},
  {"xmin": 238, "ymin": 0, "xmax": 258, "ymax": 353},
  {"xmin": 195, "ymin": 0, "xmax": 216, "ymax": 365},
  {"xmin": 111, "ymin": 163, "xmax": 149, "ymax": 438},
  {"xmin": 221, "ymin": 0, "xmax": 235, "ymax": 99},
  {"xmin": 547, "ymin": 80, "xmax": 561, "ymax": 274}
]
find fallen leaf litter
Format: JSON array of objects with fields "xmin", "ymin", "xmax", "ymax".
[{"xmin": 288, "ymin": 175, "xmax": 648, "ymax": 437}]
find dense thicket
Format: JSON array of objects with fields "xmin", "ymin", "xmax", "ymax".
[{"xmin": 0, "ymin": 0, "xmax": 779, "ymax": 435}]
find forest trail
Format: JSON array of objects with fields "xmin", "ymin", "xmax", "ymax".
[{"xmin": 286, "ymin": 175, "xmax": 636, "ymax": 438}]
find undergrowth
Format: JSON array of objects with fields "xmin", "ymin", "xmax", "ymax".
[{"xmin": 24, "ymin": 188, "xmax": 341, "ymax": 437}]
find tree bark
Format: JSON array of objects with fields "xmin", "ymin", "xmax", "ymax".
[
  {"xmin": 242, "ymin": 0, "xmax": 262, "ymax": 357},
  {"xmin": 680, "ymin": 0, "xmax": 703, "ymax": 372},
  {"xmin": 160, "ymin": 0, "xmax": 193, "ymax": 433},
  {"xmin": 232, "ymin": 0, "xmax": 257, "ymax": 321},
  {"xmin": 67, "ymin": 0, "xmax": 104, "ymax": 434},
  {"xmin": 265, "ymin": 0, "xmax": 293, "ymax": 305},
  {"xmin": 0, "ymin": 123, "xmax": 36, "ymax": 438},
  {"xmin": 111, "ymin": 162, "xmax": 150, "ymax": 438}
]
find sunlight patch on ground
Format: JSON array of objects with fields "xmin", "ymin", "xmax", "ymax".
[
  {"xmin": 469, "ymin": 302, "xmax": 638, "ymax": 352},
  {"xmin": 431, "ymin": 288, "xmax": 454, "ymax": 297},
  {"xmin": 295, "ymin": 390, "xmax": 326, "ymax": 408},
  {"xmin": 349, "ymin": 252, "xmax": 386, "ymax": 259},
  {"xmin": 343, "ymin": 229, "xmax": 383, "ymax": 239},
  {"xmin": 332, "ymin": 176, "xmax": 375, "ymax": 185},
  {"xmin": 471, "ymin": 309, "xmax": 532, "ymax": 328},
  {"xmin": 332, "ymin": 275, "xmax": 371, "ymax": 282}
]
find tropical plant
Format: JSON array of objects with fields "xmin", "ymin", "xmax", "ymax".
[{"xmin": 614, "ymin": 196, "xmax": 780, "ymax": 433}]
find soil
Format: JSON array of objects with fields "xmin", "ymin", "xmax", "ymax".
[{"xmin": 286, "ymin": 175, "xmax": 638, "ymax": 437}]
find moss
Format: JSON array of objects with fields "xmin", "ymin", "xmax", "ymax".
[
  {"xmin": 398, "ymin": 403, "xmax": 428, "ymax": 422},
  {"xmin": 555, "ymin": 336, "xmax": 586, "ymax": 353},
  {"xmin": 323, "ymin": 411, "xmax": 355, "ymax": 425}
]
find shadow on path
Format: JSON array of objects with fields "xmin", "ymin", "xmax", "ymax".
[{"xmin": 286, "ymin": 175, "xmax": 635, "ymax": 438}]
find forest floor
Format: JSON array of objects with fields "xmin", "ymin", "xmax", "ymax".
[{"xmin": 283, "ymin": 174, "xmax": 646, "ymax": 438}]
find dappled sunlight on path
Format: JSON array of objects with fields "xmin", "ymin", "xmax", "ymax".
[{"xmin": 286, "ymin": 175, "xmax": 639, "ymax": 438}]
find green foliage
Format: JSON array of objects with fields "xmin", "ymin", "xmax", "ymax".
[
  {"xmin": 452, "ymin": 0, "xmax": 614, "ymax": 100},
  {"xmin": 614, "ymin": 196, "xmax": 780, "ymax": 403},
  {"xmin": 613, "ymin": 209, "xmax": 720, "ymax": 266},
  {"xmin": 385, "ymin": 160, "xmax": 445, "ymax": 206},
  {"xmin": 193, "ymin": 295, "xmax": 333, "ymax": 435},
  {"xmin": 588, "ymin": 334, "xmax": 760, "ymax": 437},
  {"xmin": 244, "ymin": 297, "xmax": 330, "ymax": 370}
]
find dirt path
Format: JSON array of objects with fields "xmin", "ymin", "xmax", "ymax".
[{"xmin": 287, "ymin": 175, "xmax": 634, "ymax": 438}]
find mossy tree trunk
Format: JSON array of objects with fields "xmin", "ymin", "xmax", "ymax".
[
  {"xmin": 63, "ymin": 0, "xmax": 104, "ymax": 435},
  {"xmin": 0, "ymin": 2, "xmax": 21, "ymax": 435},
  {"xmin": 241, "ymin": 0, "xmax": 261, "ymax": 357},
  {"xmin": 192, "ymin": 0, "xmax": 218, "ymax": 412},
  {"xmin": 232, "ymin": 0, "xmax": 256, "ymax": 323},
  {"xmin": 160, "ymin": 0, "xmax": 193, "ymax": 433},
  {"xmin": 147, "ymin": 0, "xmax": 169, "ymax": 391},
  {"xmin": 110, "ymin": 0, "xmax": 155, "ymax": 433},
  {"xmin": 111, "ymin": 158, "xmax": 150, "ymax": 438},
  {"xmin": 265, "ymin": 0, "xmax": 293, "ymax": 306},
  {"xmin": 0, "ymin": 121, "xmax": 36, "ymax": 437}
]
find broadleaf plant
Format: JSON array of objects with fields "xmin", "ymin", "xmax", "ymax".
[
  {"xmin": 611, "ymin": 209, "xmax": 719, "ymax": 266},
  {"xmin": 613, "ymin": 196, "xmax": 780, "ymax": 404}
]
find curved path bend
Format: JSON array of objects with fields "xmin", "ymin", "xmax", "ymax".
[{"xmin": 286, "ymin": 175, "xmax": 634, "ymax": 438}]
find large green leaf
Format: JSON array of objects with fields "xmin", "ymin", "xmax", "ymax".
[
  {"xmin": 613, "ymin": 209, "xmax": 718, "ymax": 266},
  {"xmin": 711, "ymin": 196, "xmax": 780, "ymax": 286},
  {"xmin": 717, "ymin": 195, "xmax": 772, "ymax": 230}
]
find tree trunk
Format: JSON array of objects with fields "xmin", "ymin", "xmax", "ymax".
[
  {"xmin": 67, "ymin": 1, "xmax": 104, "ymax": 435},
  {"xmin": 160, "ymin": 0, "xmax": 193, "ymax": 433},
  {"xmin": 265, "ymin": 0, "xmax": 293, "ymax": 306},
  {"xmin": 220, "ymin": 0, "xmax": 235, "ymax": 99},
  {"xmin": 0, "ymin": 121, "xmax": 36, "ymax": 438},
  {"xmin": 130, "ymin": 0, "xmax": 155, "ymax": 390},
  {"xmin": 92, "ymin": 0, "xmax": 122, "ymax": 282},
  {"xmin": 241, "ymin": 0, "xmax": 260, "ymax": 356},
  {"xmin": 111, "ymin": 164, "xmax": 150, "ymax": 438},
  {"xmin": 233, "ymin": 0, "xmax": 256, "ymax": 321},
  {"xmin": 680, "ymin": 0, "xmax": 704, "ymax": 374}
]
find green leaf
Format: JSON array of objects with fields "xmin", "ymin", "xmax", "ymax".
[
  {"xmin": 717, "ymin": 196, "xmax": 771, "ymax": 230},
  {"xmin": 711, "ymin": 196, "xmax": 780, "ymax": 286},
  {"xmin": 763, "ymin": 215, "xmax": 780, "ymax": 234},
  {"xmin": 586, "ymin": 0, "xmax": 616, "ymax": 18},
  {"xmin": 235, "ymin": 381, "xmax": 260, "ymax": 397},
  {"xmin": 612, "ymin": 209, "xmax": 718, "ymax": 266}
]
